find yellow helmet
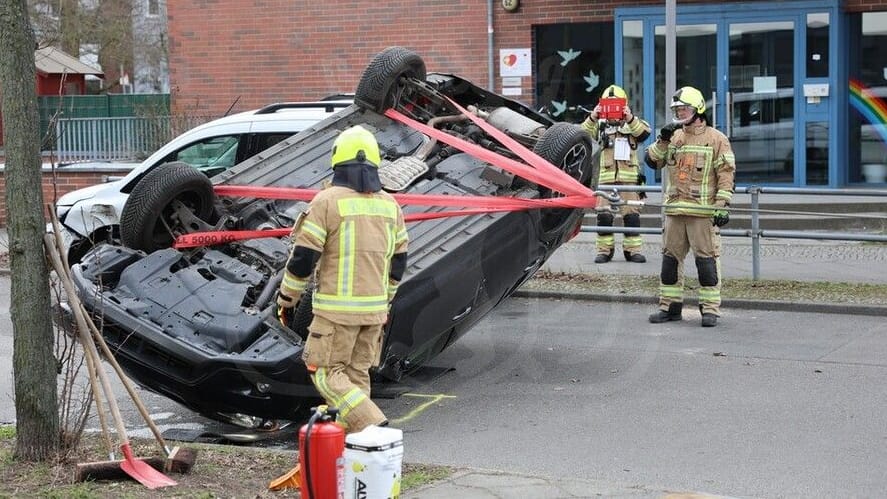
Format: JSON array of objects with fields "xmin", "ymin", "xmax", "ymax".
[
  {"xmin": 671, "ymin": 86, "xmax": 706, "ymax": 124},
  {"xmin": 601, "ymin": 84, "xmax": 627, "ymax": 101},
  {"xmin": 331, "ymin": 125, "xmax": 381, "ymax": 168}
]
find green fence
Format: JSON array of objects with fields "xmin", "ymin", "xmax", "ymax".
[{"xmin": 37, "ymin": 94, "xmax": 170, "ymax": 150}]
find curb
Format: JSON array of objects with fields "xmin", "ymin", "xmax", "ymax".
[{"xmin": 512, "ymin": 289, "xmax": 887, "ymax": 317}]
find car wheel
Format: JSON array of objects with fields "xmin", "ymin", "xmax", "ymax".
[
  {"xmin": 355, "ymin": 46, "xmax": 426, "ymax": 113},
  {"xmin": 291, "ymin": 282, "xmax": 314, "ymax": 341},
  {"xmin": 120, "ymin": 162, "xmax": 215, "ymax": 253},
  {"xmin": 532, "ymin": 123, "xmax": 597, "ymax": 238}
]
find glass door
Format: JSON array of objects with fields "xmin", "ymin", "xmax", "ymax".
[
  {"xmin": 727, "ymin": 20, "xmax": 797, "ymax": 184},
  {"xmin": 651, "ymin": 22, "xmax": 718, "ymax": 182},
  {"xmin": 630, "ymin": 9, "xmax": 813, "ymax": 185}
]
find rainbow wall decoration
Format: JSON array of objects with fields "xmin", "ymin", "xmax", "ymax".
[{"xmin": 849, "ymin": 78, "xmax": 887, "ymax": 151}]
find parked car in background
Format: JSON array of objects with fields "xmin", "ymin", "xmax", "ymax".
[
  {"xmin": 70, "ymin": 47, "xmax": 599, "ymax": 428},
  {"xmin": 54, "ymin": 98, "xmax": 352, "ymax": 263}
]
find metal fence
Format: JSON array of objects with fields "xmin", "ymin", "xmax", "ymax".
[
  {"xmin": 581, "ymin": 185, "xmax": 887, "ymax": 280},
  {"xmin": 54, "ymin": 115, "xmax": 210, "ymax": 164}
]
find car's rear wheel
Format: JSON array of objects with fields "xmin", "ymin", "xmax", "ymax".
[
  {"xmin": 532, "ymin": 123, "xmax": 597, "ymax": 238},
  {"xmin": 355, "ymin": 46, "xmax": 426, "ymax": 113},
  {"xmin": 120, "ymin": 162, "xmax": 215, "ymax": 253}
]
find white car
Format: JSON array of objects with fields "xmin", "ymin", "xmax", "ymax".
[{"xmin": 54, "ymin": 98, "xmax": 352, "ymax": 262}]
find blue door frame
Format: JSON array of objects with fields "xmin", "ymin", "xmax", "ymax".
[{"xmin": 615, "ymin": 0, "xmax": 844, "ymax": 187}]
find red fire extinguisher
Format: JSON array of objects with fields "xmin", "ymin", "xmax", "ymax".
[{"xmin": 300, "ymin": 405, "xmax": 345, "ymax": 499}]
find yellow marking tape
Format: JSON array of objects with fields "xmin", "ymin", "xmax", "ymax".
[{"xmin": 390, "ymin": 393, "xmax": 456, "ymax": 424}]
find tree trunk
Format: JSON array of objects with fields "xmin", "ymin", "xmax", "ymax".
[
  {"xmin": 0, "ymin": 0, "xmax": 60, "ymax": 460},
  {"xmin": 59, "ymin": 0, "xmax": 81, "ymax": 58}
]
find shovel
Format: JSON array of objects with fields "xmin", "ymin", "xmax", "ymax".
[{"xmin": 45, "ymin": 234, "xmax": 177, "ymax": 489}]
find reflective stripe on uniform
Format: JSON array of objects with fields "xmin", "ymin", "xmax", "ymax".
[
  {"xmin": 623, "ymin": 235, "xmax": 643, "ymax": 249},
  {"xmin": 312, "ymin": 368, "xmax": 368, "ymax": 421},
  {"xmin": 698, "ymin": 287, "xmax": 721, "ymax": 303},
  {"xmin": 716, "ymin": 189, "xmax": 733, "ymax": 202},
  {"xmin": 647, "ymin": 142, "xmax": 668, "ymax": 162},
  {"xmin": 659, "ymin": 284, "xmax": 683, "ymax": 298},
  {"xmin": 301, "ymin": 219, "xmax": 327, "ymax": 245},
  {"xmin": 313, "ymin": 293, "xmax": 390, "ymax": 313},
  {"xmin": 616, "ymin": 170, "xmax": 639, "ymax": 183},
  {"xmin": 664, "ymin": 201, "xmax": 721, "ymax": 217},
  {"xmin": 337, "ymin": 197, "xmax": 398, "ymax": 219},
  {"xmin": 338, "ymin": 220, "xmax": 355, "ymax": 296},
  {"xmin": 281, "ymin": 271, "xmax": 307, "ymax": 295},
  {"xmin": 395, "ymin": 227, "xmax": 408, "ymax": 245}
]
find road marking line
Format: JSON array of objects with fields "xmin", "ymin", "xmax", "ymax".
[{"xmin": 391, "ymin": 393, "xmax": 456, "ymax": 424}]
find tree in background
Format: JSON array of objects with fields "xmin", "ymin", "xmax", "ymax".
[
  {"xmin": 0, "ymin": 0, "xmax": 60, "ymax": 461},
  {"xmin": 28, "ymin": 0, "xmax": 140, "ymax": 93}
]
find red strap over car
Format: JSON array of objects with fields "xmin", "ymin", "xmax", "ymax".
[{"xmin": 175, "ymin": 107, "xmax": 599, "ymax": 249}]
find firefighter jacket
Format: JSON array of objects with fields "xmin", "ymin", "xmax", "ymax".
[
  {"xmin": 282, "ymin": 185, "xmax": 409, "ymax": 325},
  {"xmin": 645, "ymin": 122, "xmax": 736, "ymax": 217},
  {"xmin": 582, "ymin": 116, "xmax": 652, "ymax": 185}
]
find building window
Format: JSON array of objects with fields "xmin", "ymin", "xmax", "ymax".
[
  {"xmin": 147, "ymin": 0, "xmax": 160, "ymax": 16},
  {"xmin": 534, "ymin": 22, "xmax": 615, "ymax": 123},
  {"xmin": 806, "ymin": 13, "xmax": 829, "ymax": 78},
  {"xmin": 848, "ymin": 12, "xmax": 887, "ymax": 183}
]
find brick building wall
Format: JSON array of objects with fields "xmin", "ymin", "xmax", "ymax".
[
  {"xmin": 0, "ymin": 168, "xmax": 132, "ymax": 226},
  {"xmin": 168, "ymin": 0, "xmax": 887, "ymax": 118},
  {"xmin": 167, "ymin": 0, "xmax": 490, "ymax": 116}
]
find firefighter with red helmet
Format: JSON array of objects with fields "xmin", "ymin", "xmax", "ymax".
[
  {"xmin": 277, "ymin": 125, "xmax": 408, "ymax": 431},
  {"xmin": 582, "ymin": 84, "xmax": 652, "ymax": 263},
  {"xmin": 644, "ymin": 86, "xmax": 735, "ymax": 327}
]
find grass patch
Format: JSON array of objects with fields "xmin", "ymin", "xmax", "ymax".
[
  {"xmin": 0, "ymin": 433, "xmax": 453, "ymax": 498},
  {"xmin": 403, "ymin": 462, "xmax": 455, "ymax": 490},
  {"xmin": 530, "ymin": 271, "xmax": 887, "ymax": 305},
  {"xmin": 0, "ymin": 426, "xmax": 15, "ymax": 440}
]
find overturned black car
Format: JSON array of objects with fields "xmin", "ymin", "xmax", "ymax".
[{"xmin": 71, "ymin": 47, "xmax": 599, "ymax": 426}]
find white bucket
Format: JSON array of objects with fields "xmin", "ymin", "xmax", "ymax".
[
  {"xmin": 344, "ymin": 425, "xmax": 403, "ymax": 499},
  {"xmin": 862, "ymin": 163, "xmax": 887, "ymax": 183}
]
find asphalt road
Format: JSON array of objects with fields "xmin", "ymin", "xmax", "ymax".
[
  {"xmin": 2, "ymin": 276, "xmax": 886, "ymax": 497},
  {"xmin": 374, "ymin": 297, "xmax": 887, "ymax": 498}
]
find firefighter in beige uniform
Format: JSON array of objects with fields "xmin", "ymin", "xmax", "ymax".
[
  {"xmin": 581, "ymin": 84, "xmax": 652, "ymax": 263},
  {"xmin": 644, "ymin": 86, "xmax": 735, "ymax": 327},
  {"xmin": 277, "ymin": 125, "xmax": 408, "ymax": 432}
]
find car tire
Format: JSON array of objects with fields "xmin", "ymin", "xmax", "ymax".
[
  {"xmin": 120, "ymin": 162, "xmax": 215, "ymax": 253},
  {"xmin": 532, "ymin": 123, "xmax": 597, "ymax": 238},
  {"xmin": 355, "ymin": 46, "xmax": 426, "ymax": 113}
]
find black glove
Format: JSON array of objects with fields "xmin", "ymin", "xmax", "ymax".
[
  {"xmin": 658, "ymin": 123, "xmax": 679, "ymax": 142},
  {"xmin": 712, "ymin": 209, "xmax": 730, "ymax": 227},
  {"xmin": 637, "ymin": 173, "xmax": 647, "ymax": 200}
]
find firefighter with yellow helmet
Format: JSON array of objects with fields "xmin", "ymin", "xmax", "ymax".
[
  {"xmin": 644, "ymin": 86, "xmax": 735, "ymax": 327},
  {"xmin": 277, "ymin": 124, "xmax": 408, "ymax": 431},
  {"xmin": 581, "ymin": 84, "xmax": 652, "ymax": 263}
]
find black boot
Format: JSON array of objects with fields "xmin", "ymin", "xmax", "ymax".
[
  {"xmin": 594, "ymin": 249, "xmax": 614, "ymax": 264},
  {"xmin": 701, "ymin": 313, "xmax": 718, "ymax": 327},
  {"xmin": 649, "ymin": 303, "xmax": 683, "ymax": 323},
  {"xmin": 624, "ymin": 251, "xmax": 646, "ymax": 263}
]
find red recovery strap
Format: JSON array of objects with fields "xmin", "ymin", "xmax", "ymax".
[
  {"xmin": 384, "ymin": 107, "xmax": 592, "ymax": 198},
  {"xmin": 441, "ymin": 95, "xmax": 592, "ymax": 198},
  {"xmin": 173, "ymin": 207, "xmax": 525, "ymax": 248},
  {"xmin": 174, "ymin": 106, "xmax": 599, "ymax": 248}
]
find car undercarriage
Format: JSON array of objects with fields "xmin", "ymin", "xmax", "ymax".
[{"xmin": 71, "ymin": 47, "xmax": 599, "ymax": 426}]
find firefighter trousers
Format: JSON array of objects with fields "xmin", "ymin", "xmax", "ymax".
[
  {"xmin": 595, "ymin": 189, "xmax": 643, "ymax": 255},
  {"xmin": 657, "ymin": 215, "xmax": 723, "ymax": 316},
  {"xmin": 303, "ymin": 315, "xmax": 386, "ymax": 433}
]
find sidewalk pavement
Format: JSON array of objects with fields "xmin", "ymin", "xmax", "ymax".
[{"xmin": 404, "ymin": 468, "xmax": 737, "ymax": 498}]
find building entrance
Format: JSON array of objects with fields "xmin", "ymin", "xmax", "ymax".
[{"xmin": 617, "ymin": 0, "xmax": 840, "ymax": 186}]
